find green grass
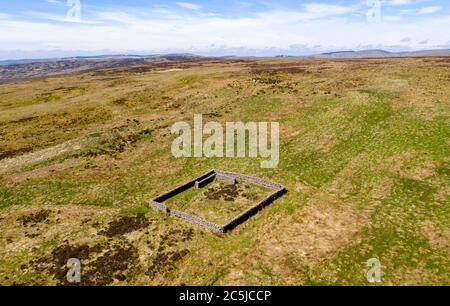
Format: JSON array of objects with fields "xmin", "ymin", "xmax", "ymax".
[{"xmin": 0, "ymin": 57, "xmax": 448, "ymax": 285}]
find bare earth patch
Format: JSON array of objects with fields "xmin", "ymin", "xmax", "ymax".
[
  {"xmin": 420, "ymin": 220, "xmax": 450, "ymax": 255},
  {"xmin": 255, "ymin": 200, "xmax": 369, "ymax": 283},
  {"xmin": 5, "ymin": 160, "xmax": 76, "ymax": 183}
]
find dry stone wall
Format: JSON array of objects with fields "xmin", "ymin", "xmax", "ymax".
[{"xmin": 149, "ymin": 169, "xmax": 287, "ymax": 233}]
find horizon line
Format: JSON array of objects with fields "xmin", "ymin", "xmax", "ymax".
[{"xmin": 1, "ymin": 47, "xmax": 450, "ymax": 64}]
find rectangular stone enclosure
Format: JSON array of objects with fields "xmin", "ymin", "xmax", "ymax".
[{"xmin": 149, "ymin": 169, "xmax": 287, "ymax": 233}]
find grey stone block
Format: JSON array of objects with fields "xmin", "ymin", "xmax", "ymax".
[
  {"xmin": 195, "ymin": 173, "xmax": 216, "ymax": 188},
  {"xmin": 216, "ymin": 173, "xmax": 237, "ymax": 185}
]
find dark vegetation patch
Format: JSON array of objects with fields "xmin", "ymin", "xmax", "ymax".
[
  {"xmin": 117, "ymin": 66, "xmax": 155, "ymax": 74},
  {"xmin": 251, "ymin": 76, "xmax": 282, "ymax": 85},
  {"xmin": 165, "ymin": 229, "xmax": 195, "ymax": 242},
  {"xmin": 160, "ymin": 96, "xmax": 182, "ymax": 111},
  {"xmin": 2, "ymin": 116, "xmax": 39, "ymax": 125},
  {"xmin": 206, "ymin": 111, "xmax": 222, "ymax": 118},
  {"xmin": 0, "ymin": 58, "xmax": 149, "ymax": 83},
  {"xmin": 112, "ymin": 98, "xmax": 128, "ymax": 105},
  {"xmin": 249, "ymin": 73, "xmax": 299, "ymax": 93},
  {"xmin": 25, "ymin": 233, "xmax": 40, "ymax": 239},
  {"xmin": 17, "ymin": 210, "xmax": 51, "ymax": 227},
  {"xmin": 32, "ymin": 92, "xmax": 61, "ymax": 103},
  {"xmin": 0, "ymin": 147, "xmax": 33, "ymax": 160},
  {"xmin": 422, "ymin": 57, "xmax": 450, "ymax": 64},
  {"xmin": 93, "ymin": 65, "xmax": 151, "ymax": 77},
  {"xmin": 0, "ymin": 107, "xmax": 112, "ymax": 159},
  {"xmin": 32, "ymin": 242, "xmax": 137, "ymax": 285},
  {"xmin": 252, "ymin": 65, "xmax": 309, "ymax": 74},
  {"xmin": 32, "ymin": 243, "xmax": 103, "ymax": 284},
  {"xmin": 77, "ymin": 121, "xmax": 152, "ymax": 158},
  {"xmin": 204, "ymin": 183, "xmax": 251, "ymax": 202},
  {"xmin": 29, "ymin": 228, "xmax": 195, "ymax": 285},
  {"xmin": 147, "ymin": 249, "xmax": 190, "ymax": 278},
  {"xmin": 91, "ymin": 57, "xmax": 209, "ymax": 77},
  {"xmin": 100, "ymin": 214, "xmax": 152, "ymax": 237},
  {"xmin": 53, "ymin": 244, "xmax": 103, "ymax": 263},
  {"xmin": 53, "ymin": 86, "xmax": 87, "ymax": 93},
  {"xmin": 147, "ymin": 229, "xmax": 194, "ymax": 278},
  {"xmin": 82, "ymin": 243, "xmax": 137, "ymax": 285}
]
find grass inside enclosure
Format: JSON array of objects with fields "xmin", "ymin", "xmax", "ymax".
[{"xmin": 165, "ymin": 180, "xmax": 273, "ymax": 225}]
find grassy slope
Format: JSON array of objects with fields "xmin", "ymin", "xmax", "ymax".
[{"xmin": 0, "ymin": 57, "xmax": 448, "ymax": 285}]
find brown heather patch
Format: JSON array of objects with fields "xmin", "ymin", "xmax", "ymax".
[
  {"xmin": 420, "ymin": 220, "xmax": 450, "ymax": 255},
  {"xmin": 384, "ymin": 151, "xmax": 437, "ymax": 181},
  {"xmin": 390, "ymin": 266, "xmax": 449, "ymax": 286},
  {"xmin": 0, "ymin": 205, "xmax": 116, "ymax": 256},
  {"xmin": 223, "ymin": 195, "xmax": 371, "ymax": 285},
  {"xmin": 100, "ymin": 214, "xmax": 152, "ymax": 238},
  {"xmin": 5, "ymin": 160, "xmax": 77, "ymax": 184},
  {"xmin": 279, "ymin": 198, "xmax": 370, "ymax": 260}
]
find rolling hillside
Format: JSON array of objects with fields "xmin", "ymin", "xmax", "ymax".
[{"xmin": 0, "ymin": 56, "xmax": 449, "ymax": 285}]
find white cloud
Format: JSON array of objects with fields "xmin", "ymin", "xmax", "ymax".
[
  {"xmin": 0, "ymin": 5, "xmax": 448, "ymax": 58},
  {"xmin": 24, "ymin": 11, "xmax": 98, "ymax": 24},
  {"xmin": 45, "ymin": 0, "xmax": 65, "ymax": 5},
  {"xmin": 302, "ymin": 3, "xmax": 354, "ymax": 16},
  {"xmin": 253, "ymin": 3, "xmax": 357, "ymax": 23},
  {"xmin": 177, "ymin": 2, "xmax": 202, "ymax": 11},
  {"xmin": 383, "ymin": 15, "xmax": 403, "ymax": 21},
  {"xmin": 387, "ymin": 0, "xmax": 414, "ymax": 6},
  {"xmin": 398, "ymin": 5, "xmax": 443, "ymax": 16},
  {"xmin": 418, "ymin": 6, "xmax": 442, "ymax": 14},
  {"xmin": 96, "ymin": 11, "xmax": 136, "ymax": 24}
]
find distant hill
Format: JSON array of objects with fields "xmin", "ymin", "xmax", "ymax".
[
  {"xmin": 0, "ymin": 54, "xmax": 203, "ymax": 66},
  {"xmin": 1, "ymin": 49, "xmax": 449, "ymax": 83},
  {"xmin": 0, "ymin": 54, "xmax": 207, "ymax": 84},
  {"xmin": 314, "ymin": 49, "xmax": 450, "ymax": 58},
  {"xmin": 2, "ymin": 49, "xmax": 450, "ymax": 67}
]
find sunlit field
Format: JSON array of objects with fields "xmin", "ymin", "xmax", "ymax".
[{"xmin": 0, "ymin": 56, "xmax": 449, "ymax": 285}]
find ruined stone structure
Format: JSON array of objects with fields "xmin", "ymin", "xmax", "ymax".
[{"xmin": 149, "ymin": 169, "xmax": 287, "ymax": 233}]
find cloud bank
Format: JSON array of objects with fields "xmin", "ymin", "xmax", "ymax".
[{"xmin": 0, "ymin": 1, "xmax": 449, "ymax": 59}]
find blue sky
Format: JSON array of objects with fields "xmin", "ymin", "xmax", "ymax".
[{"xmin": 0, "ymin": 0, "xmax": 449, "ymax": 59}]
